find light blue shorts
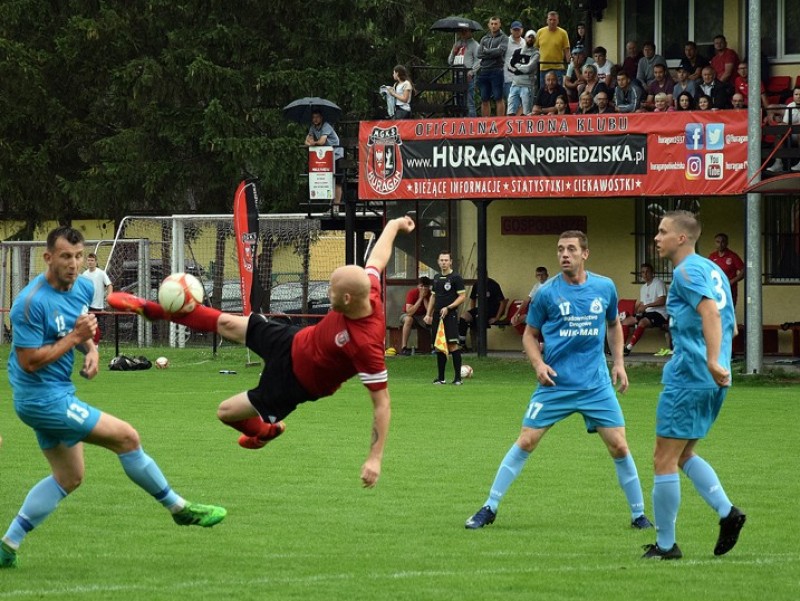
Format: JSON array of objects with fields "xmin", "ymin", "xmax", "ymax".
[
  {"xmin": 15, "ymin": 393, "xmax": 102, "ymax": 450},
  {"xmin": 521, "ymin": 385, "xmax": 625, "ymax": 433},
  {"xmin": 656, "ymin": 386, "xmax": 726, "ymax": 439}
]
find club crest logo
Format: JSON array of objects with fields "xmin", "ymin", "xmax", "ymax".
[
  {"xmin": 590, "ymin": 298, "xmax": 604, "ymax": 314},
  {"xmin": 366, "ymin": 126, "xmax": 404, "ymax": 195},
  {"xmin": 335, "ymin": 330, "xmax": 350, "ymax": 347},
  {"xmin": 240, "ymin": 232, "xmax": 257, "ymax": 272}
]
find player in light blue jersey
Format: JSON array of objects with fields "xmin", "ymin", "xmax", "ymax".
[
  {"xmin": 466, "ymin": 231, "xmax": 652, "ymax": 531},
  {"xmin": 641, "ymin": 211, "xmax": 745, "ymax": 561},
  {"xmin": 0, "ymin": 227, "xmax": 226, "ymax": 569}
]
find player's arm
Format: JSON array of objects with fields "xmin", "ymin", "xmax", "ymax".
[
  {"xmin": 523, "ymin": 325, "xmax": 556, "ymax": 386},
  {"xmin": 730, "ymin": 265, "xmax": 745, "ymax": 285},
  {"xmin": 365, "ymin": 216, "xmax": 415, "ymax": 274},
  {"xmin": 441, "ymin": 290, "xmax": 466, "ymax": 319},
  {"xmin": 424, "ymin": 290, "xmax": 436, "ymax": 324},
  {"xmin": 361, "ymin": 387, "xmax": 391, "ymax": 488},
  {"xmin": 697, "ymin": 297, "xmax": 730, "ymax": 387},
  {"xmin": 76, "ymin": 338, "xmax": 101, "ymax": 379},
  {"xmin": 15, "ymin": 313, "xmax": 97, "ymax": 374},
  {"xmin": 606, "ymin": 318, "xmax": 629, "ymax": 393},
  {"xmin": 493, "ymin": 297, "xmax": 509, "ymax": 323}
]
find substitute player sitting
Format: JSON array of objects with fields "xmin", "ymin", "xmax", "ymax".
[{"xmin": 109, "ymin": 216, "xmax": 415, "ymax": 488}]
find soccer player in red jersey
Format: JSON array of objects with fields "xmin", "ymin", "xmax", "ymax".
[{"xmin": 109, "ymin": 216, "xmax": 415, "ymax": 488}]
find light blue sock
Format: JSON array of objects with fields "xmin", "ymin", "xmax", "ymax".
[
  {"xmin": 485, "ymin": 444, "xmax": 531, "ymax": 512},
  {"xmin": 653, "ymin": 473, "xmax": 681, "ymax": 550},
  {"xmin": 118, "ymin": 448, "xmax": 183, "ymax": 510},
  {"xmin": 682, "ymin": 455, "xmax": 733, "ymax": 518},
  {"xmin": 613, "ymin": 454, "xmax": 646, "ymax": 518},
  {"xmin": 3, "ymin": 475, "xmax": 67, "ymax": 548}
]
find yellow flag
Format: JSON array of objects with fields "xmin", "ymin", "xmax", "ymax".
[{"xmin": 434, "ymin": 319, "xmax": 449, "ymax": 355}]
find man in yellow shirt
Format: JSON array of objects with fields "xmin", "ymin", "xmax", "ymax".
[{"xmin": 535, "ymin": 11, "xmax": 570, "ymax": 88}]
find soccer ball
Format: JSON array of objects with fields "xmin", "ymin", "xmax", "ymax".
[
  {"xmin": 155, "ymin": 356, "xmax": 169, "ymax": 369},
  {"xmin": 460, "ymin": 364, "xmax": 474, "ymax": 379},
  {"xmin": 158, "ymin": 273, "xmax": 204, "ymax": 314}
]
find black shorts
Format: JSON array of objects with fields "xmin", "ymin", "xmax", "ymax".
[
  {"xmin": 432, "ymin": 311, "xmax": 460, "ymax": 343},
  {"xmin": 245, "ymin": 315, "xmax": 316, "ymax": 422},
  {"xmin": 640, "ymin": 311, "xmax": 668, "ymax": 328}
]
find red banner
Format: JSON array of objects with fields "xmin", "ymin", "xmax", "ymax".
[
  {"xmin": 233, "ymin": 179, "xmax": 264, "ymax": 315},
  {"xmin": 358, "ymin": 112, "xmax": 748, "ymax": 199}
]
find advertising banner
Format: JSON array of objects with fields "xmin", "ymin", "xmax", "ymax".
[
  {"xmin": 308, "ymin": 146, "xmax": 335, "ymax": 200},
  {"xmin": 358, "ymin": 112, "xmax": 748, "ymax": 199}
]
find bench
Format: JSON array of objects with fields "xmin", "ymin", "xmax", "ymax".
[
  {"xmin": 386, "ymin": 324, "xmax": 432, "ymax": 353},
  {"xmin": 732, "ymin": 324, "xmax": 800, "ymax": 356}
]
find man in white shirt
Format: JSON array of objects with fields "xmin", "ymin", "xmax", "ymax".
[
  {"xmin": 622, "ymin": 263, "xmax": 669, "ymax": 355},
  {"xmin": 80, "ymin": 253, "xmax": 112, "ymax": 344},
  {"xmin": 504, "ymin": 21, "xmax": 525, "ymax": 101}
]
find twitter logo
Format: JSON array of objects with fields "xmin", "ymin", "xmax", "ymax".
[{"xmin": 706, "ymin": 124, "xmax": 724, "ymax": 150}]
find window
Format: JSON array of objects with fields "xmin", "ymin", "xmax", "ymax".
[
  {"xmin": 764, "ymin": 196, "xmax": 800, "ymax": 283},
  {"xmin": 760, "ymin": 0, "xmax": 800, "ymax": 60},
  {"xmin": 633, "ymin": 198, "xmax": 702, "ymax": 283},
  {"xmin": 624, "ymin": 0, "xmax": 724, "ymax": 63}
]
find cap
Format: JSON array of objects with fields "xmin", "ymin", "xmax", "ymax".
[
  {"xmin": 510, "ymin": 20, "xmax": 523, "ymax": 30},
  {"xmin": 571, "ymin": 46, "xmax": 586, "ymax": 55},
  {"xmin": 525, "ymin": 30, "xmax": 536, "ymax": 39}
]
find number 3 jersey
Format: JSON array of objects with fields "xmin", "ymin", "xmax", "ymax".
[
  {"xmin": 528, "ymin": 272, "xmax": 619, "ymax": 390},
  {"xmin": 663, "ymin": 253, "xmax": 735, "ymax": 389}
]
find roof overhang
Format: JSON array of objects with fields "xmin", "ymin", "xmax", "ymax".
[{"xmin": 744, "ymin": 173, "xmax": 800, "ymax": 195}]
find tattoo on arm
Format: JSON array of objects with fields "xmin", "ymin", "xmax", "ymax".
[{"xmin": 370, "ymin": 421, "xmax": 379, "ymax": 447}]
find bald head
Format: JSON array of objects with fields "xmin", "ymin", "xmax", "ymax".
[{"xmin": 329, "ymin": 265, "xmax": 371, "ymax": 316}]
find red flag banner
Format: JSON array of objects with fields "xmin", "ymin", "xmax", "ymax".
[
  {"xmin": 358, "ymin": 112, "xmax": 748, "ymax": 200},
  {"xmin": 233, "ymin": 179, "xmax": 265, "ymax": 315}
]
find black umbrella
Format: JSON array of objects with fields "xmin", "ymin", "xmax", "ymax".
[
  {"xmin": 282, "ymin": 97, "xmax": 342, "ymax": 125},
  {"xmin": 430, "ymin": 16, "xmax": 482, "ymax": 33}
]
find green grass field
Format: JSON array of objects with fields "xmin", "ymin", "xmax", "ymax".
[{"xmin": 1, "ymin": 345, "xmax": 798, "ymax": 600}]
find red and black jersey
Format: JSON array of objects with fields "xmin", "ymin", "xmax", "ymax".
[{"xmin": 291, "ymin": 267, "xmax": 387, "ymax": 398}]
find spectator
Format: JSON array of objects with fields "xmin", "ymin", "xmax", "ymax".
[
  {"xmin": 675, "ymin": 90, "xmax": 696, "ymax": 111},
  {"xmin": 476, "ymin": 16, "xmax": 509, "ymax": 117},
  {"xmin": 424, "ymin": 251, "xmax": 467, "ymax": 385},
  {"xmin": 733, "ymin": 61, "xmax": 768, "ymax": 108},
  {"xmin": 678, "ymin": 41, "xmax": 709, "ymax": 81},
  {"xmin": 458, "ymin": 277, "xmax": 509, "ymax": 350},
  {"xmin": 564, "ymin": 46, "xmax": 590, "ymax": 101},
  {"xmin": 576, "ymin": 91, "xmax": 596, "ymax": 114},
  {"xmin": 305, "ymin": 109, "xmax": 344, "ymax": 213},
  {"xmin": 399, "ymin": 276, "xmax": 432, "ymax": 355},
  {"xmin": 510, "ymin": 266, "xmax": 549, "ymax": 329},
  {"xmin": 80, "ymin": 252, "xmax": 112, "ymax": 345},
  {"xmin": 673, "ymin": 65, "xmax": 698, "ymax": 103},
  {"xmin": 622, "ymin": 263, "xmax": 670, "ymax": 356},
  {"xmin": 696, "ymin": 94, "xmax": 713, "ymax": 110},
  {"xmin": 767, "ymin": 87, "xmax": 800, "ymax": 172},
  {"xmin": 504, "ymin": 21, "xmax": 525, "ymax": 101},
  {"xmin": 381, "ymin": 65, "xmax": 413, "ymax": 119},
  {"xmin": 710, "ymin": 35, "xmax": 740, "ymax": 83},
  {"xmin": 644, "ymin": 63, "xmax": 675, "ymax": 110},
  {"xmin": 697, "ymin": 66, "xmax": 733, "ymax": 109},
  {"xmin": 614, "ymin": 70, "xmax": 643, "ymax": 113},
  {"xmin": 622, "ymin": 40, "xmax": 643, "ymax": 81},
  {"xmin": 594, "ymin": 91, "xmax": 615, "ymax": 114},
  {"xmin": 653, "ymin": 92, "xmax": 674, "ymax": 112},
  {"xmin": 531, "ymin": 70, "xmax": 569, "ymax": 115},
  {"xmin": 582, "ymin": 63, "xmax": 609, "ymax": 100},
  {"xmin": 507, "ymin": 30, "xmax": 540, "ymax": 116},
  {"xmin": 708, "ymin": 233, "xmax": 745, "ymax": 306},
  {"xmin": 731, "ymin": 92, "xmax": 746, "ymax": 109},
  {"xmin": 535, "ymin": 11, "xmax": 571, "ymax": 88},
  {"xmin": 592, "ymin": 46, "xmax": 615, "ymax": 87},
  {"xmin": 553, "ymin": 94, "xmax": 571, "ymax": 115},
  {"xmin": 636, "ymin": 41, "xmax": 667, "ymax": 88},
  {"xmin": 448, "ymin": 28, "xmax": 480, "ymax": 118},
  {"xmin": 574, "ymin": 22, "xmax": 587, "ymax": 48}
]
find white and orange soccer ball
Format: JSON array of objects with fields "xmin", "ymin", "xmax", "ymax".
[
  {"xmin": 155, "ymin": 356, "xmax": 169, "ymax": 369},
  {"xmin": 157, "ymin": 273, "xmax": 204, "ymax": 314},
  {"xmin": 460, "ymin": 365, "xmax": 474, "ymax": 379}
]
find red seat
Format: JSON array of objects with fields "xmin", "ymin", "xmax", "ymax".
[
  {"xmin": 767, "ymin": 75, "xmax": 791, "ymax": 95},
  {"xmin": 505, "ymin": 299, "xmax": 527, "ymax": 335},
  {"xmin": 618, "ymin": 298, "xmax": 636, "ymax": 318}
]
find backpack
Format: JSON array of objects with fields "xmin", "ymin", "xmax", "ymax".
[{"xmin": 109, "ymin": 355, "xmax": 152, "ymax": 371}]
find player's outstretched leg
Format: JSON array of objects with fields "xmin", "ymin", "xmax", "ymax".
[
  {"xmin": 108, "ymin": 292, "xmax": 168, "ymax": 320},
  {"xmin": 238, "ymin": 421, "xmax": 286, "ymax": 450},
  {"xmin": 172, "ymin": 503, "xmax": 227, "ymax": 527}
]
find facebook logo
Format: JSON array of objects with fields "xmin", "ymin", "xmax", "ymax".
[
  {"xmin": 685, "ymin": 123, "xmax": 704, "ymax": 150},
  {"xmin": 706, "ymin": 124, "xmax": 725, "ymax": 150}
]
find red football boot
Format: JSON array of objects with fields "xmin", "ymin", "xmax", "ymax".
[{"xmin": 237, "ymin": 421, "xmax": 286, "ymax": 450}]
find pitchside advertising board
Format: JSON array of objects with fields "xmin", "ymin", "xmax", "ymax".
[{"xmin": 358, "ymin": 113, "xmax": 748, "ymax": 199}]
